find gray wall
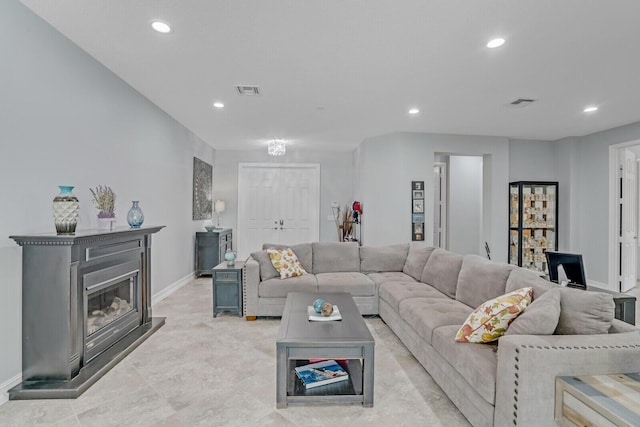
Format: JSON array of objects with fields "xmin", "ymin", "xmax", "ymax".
[
  {"xmin": 0, "ymin": 0, "xmax": 214, "ymax": 398},
  {"xmin": 354, "ymin": 132, "xmax": 510, "ymax": 261},
  {"xmin": 213, "ymin": 149, "xmax": 353, "ymax": 254},
  {"xmin": 509, "ymin": 139, "xmax": 557, "ymax": 181},
  {"xmin": 449, "ymin": 156, "xmax": 483, "ymax": 255},
  {"xmin": 571, "ymin": 122, "xmax": 640, "ymax": 284}
]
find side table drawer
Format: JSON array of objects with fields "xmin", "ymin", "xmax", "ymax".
[{"xmin": 214, "ymin": 271, "xmax": 240, "ymax": 282}]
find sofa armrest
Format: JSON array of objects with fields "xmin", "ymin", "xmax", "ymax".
[
  {"xmin": 244, "ymin": 257, "xmax": 260, "ymax": 318},
  {"xmin": 494, "ymin": 331, "xmax": 640, "ymax": 427}
]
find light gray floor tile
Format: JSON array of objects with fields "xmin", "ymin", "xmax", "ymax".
[{"xmin": 0, "ymin": 278, "xmax": 470, "ymax": 426}]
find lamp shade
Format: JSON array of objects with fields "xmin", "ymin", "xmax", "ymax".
[{"xmin": 214, "ymin": 200, "xmax": 225, "ymax": 213}]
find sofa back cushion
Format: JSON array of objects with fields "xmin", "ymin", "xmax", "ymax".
[
  {"xmin": 360, "ymin": 244, "xmax": 409, "ymax": 273},
  {"xmin": 505, "ymin": 267, "xmax": 555, "ymax": 299},
  {"xmin": 403, "ymin": 244, "xmax": 436, "ymax": 281},
  {"xmin": 421, "ymin": 248, "xmax": 463, "ymax": 298},
  {"xmin": 312, "ymin": 242, "xmax": 360, "ymax": 273},
  {"xmin": 455, "ymin": 255, "xmax": 513, "ymax": 309}
]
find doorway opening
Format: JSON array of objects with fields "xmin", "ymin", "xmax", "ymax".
[
  {"xmin": 609, "ymin": 140, "xmax": 640, "ymax": 292},
  {"xmin": 434, "ymin": 154, "xmax": 484, "ymax": 256}
]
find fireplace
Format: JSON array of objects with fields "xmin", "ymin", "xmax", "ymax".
[
  {"xmin": 84, "ymin": 260, "xmax": 141, "ymax": 362},
  {"xmin": 9, "ymin": 226, "xmax": 164, "ymax": 399}
]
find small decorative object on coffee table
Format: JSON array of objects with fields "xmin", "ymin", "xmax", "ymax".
[{"xmin": 212, "ymin": 261, "xmax": 244, "ymax": 317}]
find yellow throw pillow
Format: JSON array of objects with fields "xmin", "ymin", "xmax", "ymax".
[
  {"xmin": 455, "ymin": 287, "xmax": 533, "ymax": 343},
  {"xmin": 267, "ymin": 248, "xmax": 307, "ymax": 279}
]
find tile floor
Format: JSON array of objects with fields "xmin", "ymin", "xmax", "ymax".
[{"xmin": 0, "ymin": 278, "xmax": 470, "ymax": 426}]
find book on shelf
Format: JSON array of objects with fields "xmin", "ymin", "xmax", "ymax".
[
  {"xmin": 294, "ymin": 359, "xmax": 349, "ymax": 389},
  {"xmin": 307, "ymin": 305, "xmax": 342, "ymax": 321}
]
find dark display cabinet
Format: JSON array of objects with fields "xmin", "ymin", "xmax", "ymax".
[{"xmin": 509, "ymin": 181, "xmax": 558, "ymax": 273}]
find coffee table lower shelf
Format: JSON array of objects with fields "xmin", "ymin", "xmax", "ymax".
[{"xmin": 285, "ymin": 359, "xmax": 364, "ymax": 407}]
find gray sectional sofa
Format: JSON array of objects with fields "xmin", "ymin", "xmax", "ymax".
[{"xmin": 244, "ymin": 242, "xmax": 640, "ymax": 427}]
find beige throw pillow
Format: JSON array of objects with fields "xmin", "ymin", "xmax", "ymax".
[
  {"xmin": 267, "ymin": 248, "xmax": 307, "ymax": 279},
  {"xmin": 455, "ymin": 287, "xmax": 532, "ymax": 343}
]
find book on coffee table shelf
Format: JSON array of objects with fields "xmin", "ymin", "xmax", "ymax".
[
  {"xmin": 294, "ymin": 359, "xmax": 349, "ymax": 389},
  {"xmin": 307, "ymin": 305, "xmax": 342, "ymax": 321}
]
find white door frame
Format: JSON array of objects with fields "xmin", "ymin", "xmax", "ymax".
[
  {"xmin": 608, "ymin": 139, "xmax": 640, "ymax": 291},
  {"xmin": 237, "ymin": 162, "xmax": 320, "ymax": 259},
  {"xmin": 433, "ymin": 162, "xmax": 447, "ymax": 248}
]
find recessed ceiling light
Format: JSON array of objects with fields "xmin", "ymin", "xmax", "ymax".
[
  {"xmin": 213, "ymin": 102, "xmax": 224, "ymax": 109},
  {"xmin": 151, "ymin": 20, "xmax": 172, "ymax": 34},
  {"xmin": 583, "ymin": 106, "xmax": 598, "ymax": 113},
  {"xmin": 408, "ymin": 108, "xmax": 419, "ymax": 115},
  {"xmin": 487, "ymin": 38, "xmax": 505, "ymax": 48}
]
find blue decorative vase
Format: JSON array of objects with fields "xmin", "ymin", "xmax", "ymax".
[
  {"xmin": 313, "ymin": 299, "xmax": 324, "ymax": 313},
  {"xmin": 126, "ymin": 201, "xmax": 144, "ymax": 228},
  {"xmin": 52, "ymin": 185, "xmax": 79, "ymax": 235},
  {"xmin": 225, "ymin": 249, "xmax": 236, "ymax": 266}
]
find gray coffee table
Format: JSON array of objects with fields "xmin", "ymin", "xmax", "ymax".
[{"xmin": 276, "ymin": 292, "xmax": 375, "ymax": 408}]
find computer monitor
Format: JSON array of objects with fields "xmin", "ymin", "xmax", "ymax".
[{"xmin": 545, "ymin": 251, "xmax": 587, "ymax": 289}]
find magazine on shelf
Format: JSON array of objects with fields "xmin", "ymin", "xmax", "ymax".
[
  {"xmin": 307, "ymin": 305, "xmax": 342, "ymax": 321},
  {"xmin": 294, "ymin": 359, "xmax": 349, "ymax": 389}
]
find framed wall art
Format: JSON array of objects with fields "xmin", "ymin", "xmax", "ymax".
[
  {"xmin": 411, "ymin": 180, "xmax": 425, "ymax": 241},
  {"xmin": 193, "ymin": 157, "xmax": 213, "ymax": 220}
]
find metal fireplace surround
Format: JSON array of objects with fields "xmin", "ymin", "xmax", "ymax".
[{"xmin": 9, "ymin": 226, "xmax": 165, "ymax": 399}]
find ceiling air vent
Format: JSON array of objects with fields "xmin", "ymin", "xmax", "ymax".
[
  {"xmin": 235, "ymin": 85, "xmax": 261, "ymax": 96},
  {"xmin": 509, "ymin": 98, "xmax": 535, "ymax": 108}
]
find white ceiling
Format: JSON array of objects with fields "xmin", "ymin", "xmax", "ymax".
[{"xmin": 20, "ymin": 0, "xmax": 640, "ymax": 152}]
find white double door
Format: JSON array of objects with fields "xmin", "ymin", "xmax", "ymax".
[{"xmin": 237, "ymin": 163, "xmax": 320, "ymax": 259}]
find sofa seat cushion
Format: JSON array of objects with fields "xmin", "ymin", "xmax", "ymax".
[
  {"xmin": 315, "ymin": 272, "xmax": 375, "ymax": 296},
  {"xmin": 367, "ymin": 272, "xmax": 416, "ymax": 287},
  {"xmin": 432, "ymin": 325, "xmax": 498, "ymax": 406},
  {"xmin": 312, "ymin": 242, "xmax": 360, "ymax": 273},
  {"xmin": 399, "ymin": 296, "xmax": 473, "ymax": 344},
  {"xmin": 360, "ymin": 244, "xmax": 409, "ymax": 273},
  {"xmin": 379, "ymin": 281, "xmax": 447, "ymax": 312},
  {"xmin": 258, "ymin": 275, "xmax": 318, "ymax": 297}
]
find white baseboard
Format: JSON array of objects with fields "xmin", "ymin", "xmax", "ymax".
[
  {"xmin": 0, "ymin": 373, "xmax": 21, "ymax": 405},
  {"xmin": 152, "ymin": 272, "xmax": 195, "ymax": 305}
]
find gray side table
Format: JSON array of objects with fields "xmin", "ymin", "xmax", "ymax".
[{"xmin": 212, "ymin": 261, "xmax": 244, "ymax": 317}]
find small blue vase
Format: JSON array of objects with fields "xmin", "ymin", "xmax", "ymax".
[
  {"xmin": 313, "ymin": 299, "xmax": 324, "ymax": 313},
  {"xmin": 126, "ymin": 201, "xmax": 144, "ymax": 228}
]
